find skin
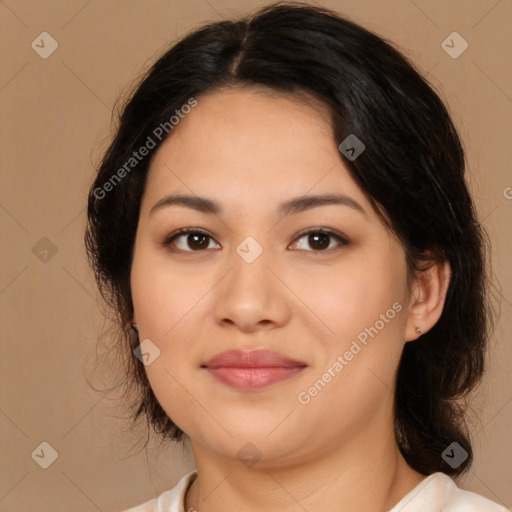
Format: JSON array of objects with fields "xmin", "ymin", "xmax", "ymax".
[{"xmin": 130, "ymin": 87, "xmax": 451, "ymax": 512}]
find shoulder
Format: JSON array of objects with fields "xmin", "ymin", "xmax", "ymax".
[
  {"xmin": 391, "ymin": 472, "xmax": 509, "ymax": 512},
  {"xmin": 442, "ymin": 473, "xmax": 509, "ymax": 512},
  {"xmin": 118, "ymin": 470, "xmax": 198, "ymax": 512}
]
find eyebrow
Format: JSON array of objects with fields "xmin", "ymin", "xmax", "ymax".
[{"xmin": 149, "ymin": 193, "xmax": 368, "ymax": 219}]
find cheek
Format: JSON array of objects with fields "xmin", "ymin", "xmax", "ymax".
[
  {"xmin": 131, "ymin": 248, "xmax": 209, "ymax": 337},
  {"xmin": 298, "ymin": 256, "xmax": 401, "ymax": 339},
  {"xmin": 130, "ymin": 250, "xmax": 203, "ymax": 429}
]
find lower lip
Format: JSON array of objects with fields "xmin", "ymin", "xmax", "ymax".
[{"xmin": 205, "ymin": 366, "xmax": 305, "ymax": 390}]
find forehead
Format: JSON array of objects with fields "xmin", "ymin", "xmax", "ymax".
[{"xmin": 142, "ymin": 87, "xmax": 369, "ymax": 215}]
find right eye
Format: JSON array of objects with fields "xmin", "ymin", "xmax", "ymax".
[{"xmin": 163, "ymin": 228, "xmax": 221, "ymax": 252}]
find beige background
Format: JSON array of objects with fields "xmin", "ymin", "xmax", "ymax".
[{"xmin": 0, "ymin": 0, "xmax": 511, "ymax": 510}]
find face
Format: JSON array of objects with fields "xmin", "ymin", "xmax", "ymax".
[{"xmin": 130, "ymin": 88, "xmax": 414, "ymax": 467}]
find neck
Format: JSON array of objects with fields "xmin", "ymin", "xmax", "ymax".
[{"xmin": 184, "ymin": 413, "xmax": 426, "ymax": 512}]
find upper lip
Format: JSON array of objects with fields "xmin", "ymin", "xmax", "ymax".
[{"xmin": 202, "ymin": 349, "xmax": 307, "ymax": 369}]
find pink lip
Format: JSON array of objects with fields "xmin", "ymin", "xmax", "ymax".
[{"xmin": 202, "ymin": 349, "xmax": 307, "ymax": 391}]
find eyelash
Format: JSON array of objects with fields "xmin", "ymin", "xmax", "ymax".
[{"xmin": 162, "ymin": 227, "xmax": 349, "ymax": 253}]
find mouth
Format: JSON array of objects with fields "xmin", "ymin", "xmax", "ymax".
[{"xmin": 201, "ymin": 349, "xmax": 307, "ymax": 391}]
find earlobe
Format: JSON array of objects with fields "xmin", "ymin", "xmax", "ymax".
[{"xmin": 405, "ymin": 259, "xmax": 451, "ymax": 341}]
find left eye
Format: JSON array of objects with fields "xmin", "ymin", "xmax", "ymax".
[{"xmin": 291, "ymin": 229, "xmax": 348, "ymax": 252}]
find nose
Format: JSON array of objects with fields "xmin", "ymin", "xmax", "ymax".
[{"xmin": 212, "ymin": 245, "xmax": 292, "ymax": 333}]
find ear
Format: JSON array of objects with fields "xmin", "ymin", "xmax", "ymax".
[{"xmin": 404, "ymin": 258, "xmax": 451, "ymax": 342}]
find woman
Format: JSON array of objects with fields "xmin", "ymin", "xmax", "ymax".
[{"xmin": 85, "ymin": 2, "xmax": 508, "ymax": 511}]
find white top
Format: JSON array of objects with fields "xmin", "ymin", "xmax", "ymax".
[{"xmin": 121, "ymin": 469, "xmax": 509, "ymax": 511}]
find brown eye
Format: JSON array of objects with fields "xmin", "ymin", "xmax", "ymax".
[
  {"xmin": 164, "ymin": 229, "xmax": 220, "ymax": 252},
  {"xmin": 163, "ymin": 227, "xmax": 348, "ymax": 253},
  {"xmin": 307, "ymin": 232, "xmax": 330, "ymax": 250},
  {"xmin": 184, "ymin": 233, "xmax": 210, "ymax": 250},
  {"xmin": 291, "ymin": 229, "xmax": 348, "ymax": 252}
]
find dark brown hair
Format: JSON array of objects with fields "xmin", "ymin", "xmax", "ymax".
[{"xmin": 85, "ymin": 1, "xmax": 494, "ymax": 476}]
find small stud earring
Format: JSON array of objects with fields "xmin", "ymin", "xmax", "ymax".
[{"xmin": 416, "ymin": 327, "xmax": 422, "ymax": 335}]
